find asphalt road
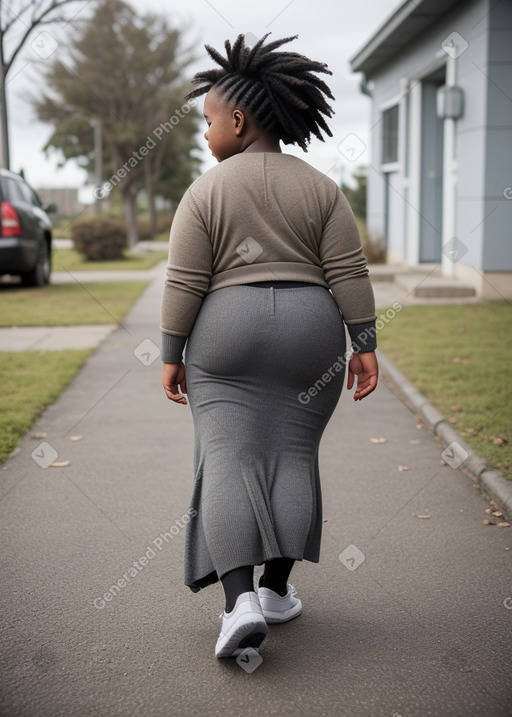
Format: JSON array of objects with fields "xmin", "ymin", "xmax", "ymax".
[{"xmin": 1, "ymin": 274, "xmax": 511, "ymax": 717}]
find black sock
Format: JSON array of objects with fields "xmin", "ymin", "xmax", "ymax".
[
  {"xmin": 221, "ymin": 565, "xmax": 254, "ymax": 613},
  {"xmin": 258, "ymin": 558, "xmax": 295, "ymax": 597}
]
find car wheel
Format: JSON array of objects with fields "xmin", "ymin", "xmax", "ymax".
[{"xmin": 21, "ymin": 240, "xmax": 51, "ymax": 287}]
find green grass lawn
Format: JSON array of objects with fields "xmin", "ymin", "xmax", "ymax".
[
  {"xmin": 153, "ymin": 231, "xmax": 170, "ymax": 242},
  {"xmin": 0, "ymin": 281, "xmax": 150, "ymax": 326},
  {"xmin": 0, "ymin": 277, "xmax": 153, "ymax": 464},
  {"xmin": 0, "ymin": 350, "xmax": 92, "ymax": 464},
  {"xmin": 51, "ymin": 247, "xmax": 168, "ymax": 272},
  {"xmin": 376, "ymin": 301, "xmax": 512, "ymax": 479}
]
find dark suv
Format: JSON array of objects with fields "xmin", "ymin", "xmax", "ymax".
[{"xmin": 0, "ymin": 169, "xmax": 56, "ymax": 286}]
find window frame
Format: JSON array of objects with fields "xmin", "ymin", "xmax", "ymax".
[{"xmin": 381, "ymin": 103, "xmax": 399, "ymax": 166}]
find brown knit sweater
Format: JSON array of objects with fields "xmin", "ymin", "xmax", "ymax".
[{"xmin": 161, "ymin": 152, "xmax": 376, "ymax": 361}]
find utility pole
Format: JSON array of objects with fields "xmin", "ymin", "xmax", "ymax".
[
  {"xmin": 0, "ymin": 43, "xmax": 10, "ymax": 169},
  {"xmin": 91, "ymin": 119, "xmax": 102, "ymax": 213}
]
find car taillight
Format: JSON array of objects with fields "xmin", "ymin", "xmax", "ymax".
[{"xmin": 1, "ymin": 201, "xmax": 21, "ymax": 237}]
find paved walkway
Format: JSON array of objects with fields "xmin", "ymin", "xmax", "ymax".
[
  {"xmin": 1, "ymin": 271, "xmax": 511, "ymax": 716},
  {"xmin": 50, "ymin": 261, "xmax": 165, "ymax": 285},
  {"xmin": 53, "ymin": 238, "xmax": 168, "ymax": 253},
  {"xmin": 0, "ymin": 324, "xmax": 117, "ymax": 351}
]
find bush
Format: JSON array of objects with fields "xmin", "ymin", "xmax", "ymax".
[
  {"xmin": 362, "ymin": 234, "xmax": 387, "ymax": 264},
  {"xmin": 71, "ymin": 217, "xmax": 127, "ymax": 261},
  {"xmin": 355, "ymin": 218, "xmax": 387, "ymax": 264}
]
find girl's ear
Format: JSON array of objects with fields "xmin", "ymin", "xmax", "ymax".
[{"xmin": 232, "ymin": 109, "xmax": 246, "ymax": 136}]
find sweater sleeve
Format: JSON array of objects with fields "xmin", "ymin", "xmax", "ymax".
[
  {"xmin": 319, "ymin": 186, "xmax": 377, "ymax": 351},
  {"xmin": 160, "ymin": 188, "xmax": 213, "ymax": 361}
]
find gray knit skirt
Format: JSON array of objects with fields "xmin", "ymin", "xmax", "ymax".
[{"xmin": 183, "ymin": 283, "xmax": 347, "ymax": 592}]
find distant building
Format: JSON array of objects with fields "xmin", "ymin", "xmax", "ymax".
[
  {"xmin": 35, "ymin": 187, "xmax": 87, "ymax": 216},
  {"xmin": 351, "ymin": 0, "xmax": 512, "ymax": 298}
]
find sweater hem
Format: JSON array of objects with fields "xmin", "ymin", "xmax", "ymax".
[{"xmin": 207, "ymin": 262, "xmax": 328, "ymax": 292}]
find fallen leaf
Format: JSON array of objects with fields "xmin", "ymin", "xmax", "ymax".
[
  {"xmin": 485, "ymin": 508, "xmax": 493, "ymax": 514},
  {"xmin": 492, "ymin": 437, "xmax": 506, "ymax": 446},
  {"xmin": 416, "ymin": 515, "xmax": 431, "ymax": 519},
  {"xmin": 456, "ymin": 327, "xmax": 466, "ymax": 333},
  {"xmin": 464, "ymin": 428, "xmax": 479, "ymax": 437},
  {"xmin": 50, "ymin": 460, "xmax": 71, "ymax": 468},
  {"xmin": 492, "ymin": 511, "xmax": 503, "ymax": 517},
  {"xmin": 440, "ymin": 459, "xmax": 448, "ymax": 466},
  {"xmin": 31, "ymin": 432, "xmax": 47, "ymax": 439},
  {"xmin": 497, "ymin": 522, "xmax": 511, "ymax": 528},
  {"xmin": 483, "ymin": 519, "xmax": 496, "ymax": 525},
  {"xmin": 448, "ymin": 416, "xmax": 458, "ymax": 424},
  {"xmin": 69, "ymin": 435, "xmax": 83, "ymax": 442},
  {"xmin": 398, "ymin": 465, "xmax": 410, "ymax": 471},
  {"xmin": 370, "ymin": 437, "xmax": 387, "ymax": 444},
  {"xmin": 450, "ymin": 404, "xmax": 462, "ymax": 412},
  {"xmin": 452, "ymin": 357, "xmax": 470, "ymax": 364},
  {"xmin": 472, "ymin": 483, "xmax": 480, "ymax": 489},
  {"xmin": 415, "ymin": 424, "xmax": 423, "ymax": 430}
]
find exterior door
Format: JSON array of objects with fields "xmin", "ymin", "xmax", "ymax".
[{"xmin": 419, "ymin": 78, "xmax": 444, "ymax": 262}]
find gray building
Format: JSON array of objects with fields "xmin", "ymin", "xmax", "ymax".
[
  {"xmin": 351, "ymin": 0, "xmax": 512, "ymax": 298},
  {"xmin": 35, "ymin": 187, "xmax": 87, "ymax": 217}
]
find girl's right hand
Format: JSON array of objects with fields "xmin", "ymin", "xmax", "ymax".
[{"xmin": 162, "ymin": 362, "xmax": 188, "ymax": 405}]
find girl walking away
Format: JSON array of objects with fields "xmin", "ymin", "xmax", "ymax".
[{"xmin": 161, "ymin": 33, "xmax": 379, "ymax": 659}]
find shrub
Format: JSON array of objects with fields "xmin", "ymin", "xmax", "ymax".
[
  {"xmin": 362, "ymin": 234, "xmax": 387, "ymax": 264},
  {"xmin": 356, "ymin": 218, "xmax": 387, "ymax": 264},
  {"xmin": 71, "ymin": 217, "xmax": 127, "ymax": 261}
]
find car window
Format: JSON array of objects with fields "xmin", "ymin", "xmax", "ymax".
[
  {"xmin": 1, "ymin": 177, "xmax": 25, "ymax": 204},
  {"xmin": 30, "ymin": 187, "xmax": 44, "ymax": 208},
  {"xmin": 16, "ymin": 180, "xmax": 40, "ymax": 206}
]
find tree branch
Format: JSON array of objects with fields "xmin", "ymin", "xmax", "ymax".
[
  {"xmin": 4, "ymin": 0, "xmax": 85, "ymax": 73},
  {"xmin": 1, "ymin": 1, "xmax": 35, "ymax": 35}
]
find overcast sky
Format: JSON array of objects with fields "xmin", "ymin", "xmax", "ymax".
[{"xmin": 6, "ymin": 0, "xmax": 400, "ymax": 195}]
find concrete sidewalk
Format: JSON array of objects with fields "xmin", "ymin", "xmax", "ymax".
[
  {"xmin": 0, "ymin": 324, "xmax": 117, "ymax": 351},
  {"xmin": 1, "ymin": 273, "xmax": 511, "ymax": 717},
  {"xmin": 50, "ymin": 260, "xmax": 166, "ymax": 285}
]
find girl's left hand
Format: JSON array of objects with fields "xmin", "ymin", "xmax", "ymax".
[
  {"xmin": 162, "ymin": 362, "xmax": 188, "ymax": 405},
  {"xmin": 347, "ymin": 351, "xmax": 379, "ymax": 401}
]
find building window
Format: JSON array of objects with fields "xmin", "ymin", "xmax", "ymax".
[{"xmin": 382, "ymin": 105, "xmax": 399, "ymax": 164}]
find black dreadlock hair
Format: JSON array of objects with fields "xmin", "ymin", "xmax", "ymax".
[{"xmin": 186, "ymin": 33, "xmax": 335, "ymax": 151}]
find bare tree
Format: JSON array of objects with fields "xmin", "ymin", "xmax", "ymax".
[
  {"xmin": 0, "ymin": 0, "xmax": 88, "ymax": 168},
  {"xmin": 35, "ymin": 0, "xmax": 199, "ymax": 246}
]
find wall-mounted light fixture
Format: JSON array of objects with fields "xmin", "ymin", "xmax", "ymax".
[{"xmin": 436, "ymin": 85, "xmax": 464, "ymax": 119}]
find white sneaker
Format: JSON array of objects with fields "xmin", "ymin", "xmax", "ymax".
[
  {"xmin": 215, "ymin": 591, "xmax": 269, "ymax": 658},
  {"xmin": 257, "ymin": 583, "xmax": 302, "ymax": 624}
]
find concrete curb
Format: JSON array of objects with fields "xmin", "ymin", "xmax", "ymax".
[{"xmin": 377, "ymin": 350, "xmax": 512, "ymax": 522}]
